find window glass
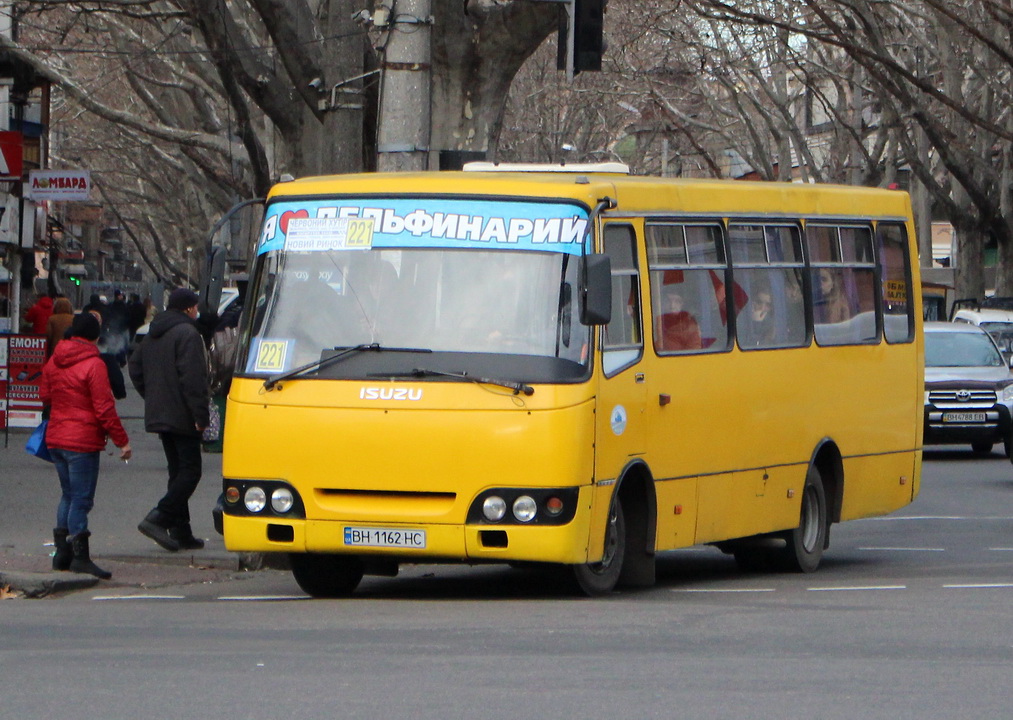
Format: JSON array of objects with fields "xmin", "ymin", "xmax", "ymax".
[
  {"xmin": 806, "ymin": 225, "xmax": 840, "ymax": 263},
  {"xmin": 728, "ymin": 224, "xmax": 767, "ymax": 264},
  {"xmin": 652, "ymin": 269, "xmax": 729, "ymax": 354},
  {"xmin": 605, "ymin": 228, "xmax": 638, "ymax": 271},
  {"xmin": 603, "ymin": 225, "xmax": 642, "ymax": 375},
  {"xmin": 765, "ymin": 226, "xmax": 803, "ymax": 263},
  {"xmin": 877, "ymin": 222, "xmax": 913, "ymax": 343},
  {"xmin": 735, "ymin": 268, "xmax": 807, "ymax": 349},
  {"xmin": 811, "ymin": 266, "xmax": 878, "ymax": 345},
  {"xmin": 686, "ymin": 225, "xmax": 725, "ymax": 264},
  {"xmin": 840, "ymin": 226, "xmax": 874, "ymax": 263},
  {"xmin": 646, "ymin": 225, "xmax": 686, "ymax": 266}
]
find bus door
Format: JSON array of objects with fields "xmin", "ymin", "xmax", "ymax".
[{"xmin": 595, "ymin": 223, "xmax": 648, "ymax": 486}]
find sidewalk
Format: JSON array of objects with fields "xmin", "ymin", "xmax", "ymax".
[{"xmin": 1, "ymin": 385, "xmax": 246, "ymax": 597}]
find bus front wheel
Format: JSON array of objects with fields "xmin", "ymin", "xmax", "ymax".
[
  {"xmin": 572, "ymin": 501, "xmax": 626, "ymax": 596},
  {"xmin": 289, "ymin": 553, "xmax": 364, "ymax": 598},
  {"xmin": 778, "ymin": 466, "xmax": 828, "ymax": 573}
]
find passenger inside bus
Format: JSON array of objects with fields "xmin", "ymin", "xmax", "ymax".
[
  {"xmin": 738, "ymin": 286, "xmax": 776, "ymax": 348},
  {"xmin": 656, "ymin": 284, "xmax": 702, "ymax": 351}
]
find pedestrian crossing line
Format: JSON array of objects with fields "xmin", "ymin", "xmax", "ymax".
[{"xmin": 92, "ymin": 594, "xmax": 186, "ymax": 601}]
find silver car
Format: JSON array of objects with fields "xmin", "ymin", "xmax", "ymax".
[{"xmin": 924, "ymin": 322, "xmax": 1013, "ymax": 455}]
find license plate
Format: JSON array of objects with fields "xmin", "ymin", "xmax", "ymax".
[
  {"xmin": 942, "ymin": 412, "xmax": 987, "ymax": 423},
  {"xmin": 343, "ymin": 526, "xmax": 426, "ymax": 549}
]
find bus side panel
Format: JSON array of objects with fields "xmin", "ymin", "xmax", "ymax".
[
  {"xmin": 838, "ymin": 452, "xmax": 920, "ymax": 521},
  {"xmin": 653, "ymin": 477, "xmax": 699, "ymax": 550},
  {"xmin": 691, "ymin": 465, "xmax": 806, "ymax": 546}
]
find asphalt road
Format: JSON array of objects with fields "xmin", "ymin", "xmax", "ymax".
[{"xmin": 2, "ymin": 445, "xmax": 1012, "ymax": 719}]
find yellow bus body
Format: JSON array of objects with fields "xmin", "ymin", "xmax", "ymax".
[{"xmin": 221, "ymin": 169, "xmax": 922, "ymax": 589}]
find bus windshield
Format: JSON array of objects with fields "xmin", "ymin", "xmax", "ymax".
[{"xmin": 238, "ymin": 198, "xmax": 592, "ymax": 383}]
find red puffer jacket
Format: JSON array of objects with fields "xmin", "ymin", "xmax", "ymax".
[{"xmin": 39, "ymin": 338, "xmax": 129, "ymax": 452}]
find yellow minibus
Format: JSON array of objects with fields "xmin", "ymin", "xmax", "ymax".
[{"xmin": 219, "ymin": 164, "xmax": 922, "ymax": 596}]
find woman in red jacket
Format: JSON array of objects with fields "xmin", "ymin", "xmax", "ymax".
[{"xmin": 39, "ymin": 312, "xmax": 132, "ymax": 579}]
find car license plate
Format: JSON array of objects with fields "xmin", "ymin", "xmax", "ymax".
[
  {"xmin": 343, "ymin": 526, "xmax": 426, "ymax": 549},
  {"xmin": 942, "ymin": 412, "xmax": 987, "ymax": 423}
]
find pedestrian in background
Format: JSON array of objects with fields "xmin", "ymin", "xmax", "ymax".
[
  {"xmin": 40, "ymin": 312, "xmax": 132, "ymax": 580},
  {"xmin": 25, "ymin": 293, "xmax": 53, "ymax": 334},
  {"xmin": 128, "ymin": 287, "xmax": 210, "ymax": 552},
  {"xmin": 45, "ymin": 297, "xmax": 75, "ymax": 358}
]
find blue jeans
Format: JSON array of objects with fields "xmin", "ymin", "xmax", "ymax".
[{"xmin": 51, "ymin": 448, "xmax": 101, "ymax": 536}]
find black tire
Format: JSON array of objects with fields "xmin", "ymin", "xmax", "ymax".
[
  {"xmin": 777, "ymin": 466, "xmax": 828, "ymax": 573},
  {"xmin": 971, "ymin": 440, "xmax": 993, "ymax": 455},
  {"xmin": 289, "ymin": 553, "xmax": 364, "ymax": 598},
  {"xmin": 1003, "ymin": 435, "xmax": 1011, "ymax": 458},
  {"xmin": 572, "ymin": 501, "xmax": 626, "ymax": 596}
]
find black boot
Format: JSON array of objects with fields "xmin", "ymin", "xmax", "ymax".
[
  {"xmin": 169, "ymin": 524, "xmax": 205, "ymax": 550},
  {"xmin": 52, "ymin": 528, "xmax": 73, "ymax": 571},
  {"xmin": 68, "ymin": 531, "xmax": 112, "ymax": 580},
  {"xmin": 137, "ymin": 509, "xmax": 180, "ymax": 552}
]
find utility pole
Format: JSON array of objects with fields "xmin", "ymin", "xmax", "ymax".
[{"xmin": 376, "ymin": 0, "xmax": 432, "ymax": 171}]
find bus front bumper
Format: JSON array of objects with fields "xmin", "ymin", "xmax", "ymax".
[{"xmin": 222, "ymin": 513, "xmax": 594, "ymax": 566}]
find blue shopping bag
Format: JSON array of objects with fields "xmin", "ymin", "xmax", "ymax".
[{"xmin": 25, "ymin": 420, "xmax": 53, "ymax": 463}]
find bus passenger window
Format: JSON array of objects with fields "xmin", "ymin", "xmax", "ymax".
[
  {"xmin": 647, "ymin": 222, "xmax": 729, "ymax": 355},
  {"xmin": 878, "ymin": 222, "xmax": 913, "ymax": 343},
  {"xmin": 809, "ymin": 224, "xmax": 878, "ymax": 346},
  {"xmin": 602, "ymin": 225, "xmax": 643, "ymax": 375}
]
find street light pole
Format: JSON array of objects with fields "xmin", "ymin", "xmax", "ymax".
[{"xmin": 186, "ymin": 246, "xmax": 193, "ymax": 287}]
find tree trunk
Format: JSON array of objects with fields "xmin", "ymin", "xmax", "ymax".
[{"xmin": 430, "ymin": 1, "xmax": 556, "ymax": 160}]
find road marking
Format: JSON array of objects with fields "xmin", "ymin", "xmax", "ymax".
[
  {"xmin": 672, "ymin": 588, "xmax": 775, "ymax": 593},
  {"xmin": 857, "ymin": 547, "xmax": 945, "ymax": 552},
  {"xmin": 943, "ymin": 583, "xmax": 1013, "ymax": 589},
  {"xmin": 988, "ymin": 548, "xmax": 1013, "ymax": 552},
  {"xmin": 217, "ymin": 595, "xmax": 312, "ymax": 601},
  {"xmin": 807, "ymin": 585, "xmax": 906, "ymax": 592},
  {"xmin": 91, "ymin": 594, "xmax": 186, "ymax": 601},
  {"xmin": 866, "ymin": 515, "xmax": 1013, "ymax": 521}
]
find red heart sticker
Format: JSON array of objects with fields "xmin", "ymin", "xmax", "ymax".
[{"xmin": 280, "ymin": 209, "xmax": 310, "ymax": 234}]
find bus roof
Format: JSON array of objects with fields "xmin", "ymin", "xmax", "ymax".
[{"xmin": 268, "ymin": 171, "xmax": 913, "ymax": 221}]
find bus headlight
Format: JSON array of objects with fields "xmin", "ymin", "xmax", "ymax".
[
  {"xmin": 271, "ymin": 487, "xmax": 295, "ymax": 513},
  {"xmin": 512, "ymin": 496, "xmax": 537, "ymax": 523},
  {"xmin": 482, "ymin": 496, "xmax": 507, "ymax": 522},
  {"xmin": 245, "ymin": 486, "xmax": 267, "ymax": 513}
]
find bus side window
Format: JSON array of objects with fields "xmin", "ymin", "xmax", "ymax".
[
  {"xmin": 602, "ymin": 224, "xmax": 643, "ymax": 376},
  {"xmin": 809, "ymin": 225, "xmax": 878, "ymax": 345},
  {"xmin": 647, "ymin": 222, "xmax": 728, "ymax": 354},
  {"xmin": 729, "ymin": 223, "xmax": 807, "ymax": 350},
  {"xmin": 877, "ymin": 222, "xmax": 914, "ymax": 343}
]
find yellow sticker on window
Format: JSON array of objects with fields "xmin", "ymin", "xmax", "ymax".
[{"xmin": 254, "ymin": 340, "xmax": 289, "ymax": 373}]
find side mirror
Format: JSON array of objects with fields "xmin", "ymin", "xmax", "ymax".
[
  {"xmin": 580, "ymin": 253, "xmax": 612, "ymax": 326},
  {"xmin": 199, "ymin": 245, "xmax": 227, "ymax": 316}
]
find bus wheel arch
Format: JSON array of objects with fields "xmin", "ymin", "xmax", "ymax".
[
  {"xmin": 572, "ymin": 461, "xmax": 657, "ymax": 595},
  {"xmin": 778, "ymin": 442, "xmax": 840, "ymax": 572}
]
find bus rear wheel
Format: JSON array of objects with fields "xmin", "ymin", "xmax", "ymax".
[
  {"xmin": 289, "ymin": 553, "xmax": 364, "ymax": 598},
  {"xmin": 572, "ymin": 501, "xmax": 626, "ymax": 596},
  {"xmin": 777, "ymin": 466, "xmax": 828, "ymax": 573}
]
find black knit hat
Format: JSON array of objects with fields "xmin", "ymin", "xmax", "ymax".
[
  {"xmin": 167, "ymin": 288, "xmax": 199, "ymax": 311},
  {"xmin": 68, "ymin": 312, "xmax": 101, "ymax": 341}
]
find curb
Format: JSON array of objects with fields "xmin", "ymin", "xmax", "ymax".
[{"xmin": 0, "ymin": 570, "xmax": 99, "ymax": 598}]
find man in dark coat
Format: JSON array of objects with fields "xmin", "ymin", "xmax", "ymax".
[{"xmin": 128, "ymin": 288, "xmax": 210, "ymax": 551}]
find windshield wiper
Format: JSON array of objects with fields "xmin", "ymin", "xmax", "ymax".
[
  {"xmin": 371, "ymin": 368, "xmax": 534, "ymax": 396},
  {"xmin": 263, "ymin": 344, "xmax": 432, "ymax": 390}
]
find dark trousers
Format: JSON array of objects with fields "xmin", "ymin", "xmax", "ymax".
[{"xmin": 156, "ymin": 432, "xmax": 203, "ymax": 526}]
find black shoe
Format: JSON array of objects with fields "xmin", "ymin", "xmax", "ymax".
[
  {"xmin": 137, "ymin": 510, "xmax": 180, "ymax": 552},
  {"xmin": 52, "ymin": 527, "xmax": 73, "ymax": 571},
  {"xmin": 169, "ymin": 524, "xmax": 205, "ymax": 550},
  {"xmin": 68, "ymin": 531, "xmax": 112, "ymax": 580}
]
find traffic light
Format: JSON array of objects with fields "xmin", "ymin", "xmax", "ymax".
[{"xmin": 557, "ymin": 0, "xmax": 606, "ymax": 77}]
